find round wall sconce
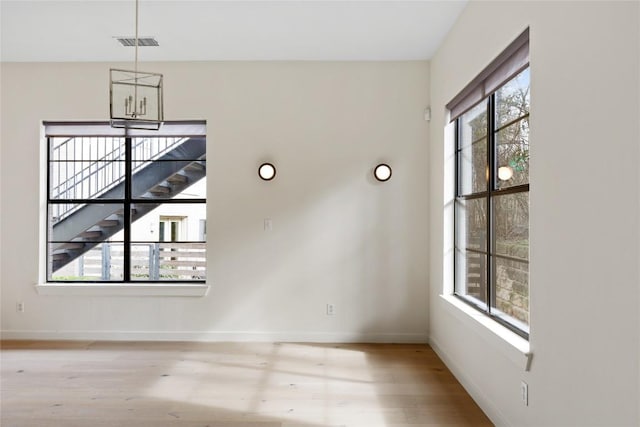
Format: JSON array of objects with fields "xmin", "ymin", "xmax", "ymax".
[
  {"xmin": 374, "ymin": 163, "xmax": 392, "ymax": 182},
  {"xmin": 258, "ymin": 163, "xmax": 276, "ymax": 181}
]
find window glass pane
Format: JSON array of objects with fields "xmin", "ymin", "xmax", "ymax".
[
  {"xmin": 496, "ymin": 117, "xmax": 529, "ymax": 189},
  {"xmin": 459, "ymin": 102, "xmax": 488, "ymax": 148},
  {"xmin": 48, "ymin": 202, "xmax": 125, "ymax": 281},
  {"xmin": 492, "ymin": 256, "xmax": 529, "ymax": 330},
  {"xmin": 130, "ymin": 203, "xmax": 206, "ymax": 241},
  {"xmin": 455, "ymin": 198, "xmax": 487, "ymax": 252},
  {"xmin": 49, "ymin": 203, "xmax": 124, "ymax": 241},
  {"xmin": 50, "ymin": 161, "xmax": 125, "ymax": 200},
  {"xmin": 455, "ymin": 249, "xmax": 487, "ymax": 307},
  {"xmin": 132, "ymin": 160, "xmax": 206, "ymax": 199},
  {"xmin": 131, "ymin": 137, "xmax": 202, "ymax": 162},
  {"xmin": 50, "ymin": 137, "xmax": 126, "ymax": 200},
  {"xmin": 130, "ymin": 203, "xmax": 206, "ymax": 281},
  {"xmin": 130, "ymin": 242, "xmax": 206, "ymax": 281},
  {"xmin": 496, "ymin": 68, "xmax": 530, "ymax": 127},
  {"xmin": 49, "ymin": 242, "xmax": 124, "ymax": 281},
  {"xmin": 494, "ymin": 192, "xmax": 529, "ymax": 261},
  {"xmin": 131, "ymin": 136, "xmax": 206, "ymax": 200},
  {"xmin": 50, "ymin": 137, "xmax": 126, "ymax": 162},
  {"xmin": 459, "ymin": 139, "xmax": 487, "ymax": 195}
]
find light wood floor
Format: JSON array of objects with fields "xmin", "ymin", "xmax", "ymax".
[{"xmin": 1, "ymin": 341, "xmax": 492, "ymax": 427}]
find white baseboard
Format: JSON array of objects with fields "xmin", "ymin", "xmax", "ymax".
[
  {"xmin": 429, "ymin": 335, "xmax": 509, "ymax": 427},
  {"xmin": 1, "ymin": 330, "xmax": 428, "ymax": 343}
]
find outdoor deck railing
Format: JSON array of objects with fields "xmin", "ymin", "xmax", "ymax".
[{"xmin": 53, "ymin": 242, "xmax": 206, "ymax": 281}]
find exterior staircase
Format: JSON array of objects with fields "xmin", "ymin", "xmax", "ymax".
[
  {"xmin": 50, "ymin": 137, "xmax": 206, "ymax": 273},
  {"xmin": 466, "ymin": 250, "xmax": 486, "ymax": 299},
  {"xmin": 465, "ymin": 236, "xmax": 486, "ymax": 300}
]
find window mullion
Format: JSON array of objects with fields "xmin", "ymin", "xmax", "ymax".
[
  {"xmin": 47, "ymin": 137, "xmax": 52, "ymax": 281},
  {"xmin": 487, "ymin": 96, "xmax": 495, "ymax": 312},
  {"xmin": 453, "ymin": 119, "xmax": 459, "ymax": 299},
  {"xmin": 455, "ymin": 120, "xmax": 461, "ymax": 198},
  {"xmin": 124, "ymin": 136, "xmax": 132, "ymax": 282}
]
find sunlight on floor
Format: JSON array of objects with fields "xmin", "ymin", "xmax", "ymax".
[{"xmin": 144, "ymin": 343, "xmax": 388, "ymax": 426}]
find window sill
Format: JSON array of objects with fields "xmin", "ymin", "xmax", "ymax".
[
  {"xmin": 439, "ymin": 294, "xmax": 532, "ymax": 371},
  {"xmin": 35, "ymin": 283, "xmax": 210, "ymax": 297}
]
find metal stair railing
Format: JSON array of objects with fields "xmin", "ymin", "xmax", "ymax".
[{"xmin": 50, "ymin": 136, "xmax": 188, "ymax": 222}]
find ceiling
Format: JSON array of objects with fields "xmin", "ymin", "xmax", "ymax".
[{"xmin": 0, "ymin": 1, "xmax": 467, "ymax": 62}]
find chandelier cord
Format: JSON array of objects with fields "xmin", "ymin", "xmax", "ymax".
[{"xmin": 134, "ymin": 0, "xmax": 139, "ymax": 75}]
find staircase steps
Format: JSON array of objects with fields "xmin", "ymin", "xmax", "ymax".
[
  {"xmin": 115, "ymin": 208, "xmax": 137, "ymax": 216},
  {"xmin": 52, "ymin": 253, "xmax": 70, "ymax": 261},
  {"xmin": 167, "ymin": 174, "xmax": 188, "ymax": 184},
  {"xmin": 80, "ymin": 230, "xmax": 102, "ymax": 239},
  {"xmin": 59, "ymin": 242, "xmax": 85, "ymax": 250},
  {"xmin": 185, "ymin": 162, "xmax": 205, "ymax": 172},
  {"xmin": 98, "ymin": 219, "xmax": 119, "ymax": 227},
  {"xmin": 149, "ymin": 185, "xmax": 171, "ymax": 195}
]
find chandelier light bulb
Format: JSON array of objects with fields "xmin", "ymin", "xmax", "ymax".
[{"xmin": 498, "ymin": 166, "xmax": 514, "ymax": 181}]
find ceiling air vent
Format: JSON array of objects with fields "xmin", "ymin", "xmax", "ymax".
[{"xmin": 115, "ymin": 37, "xmax": 159, "ymax": 47}]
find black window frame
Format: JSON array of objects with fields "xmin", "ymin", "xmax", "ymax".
[
  {"xmin": 46, "ymin": 122, "xmax": 206, "ymax": 283},
  {"xmin": 454, "ymin": 70, "xmax": 530, "ymax": 339}
]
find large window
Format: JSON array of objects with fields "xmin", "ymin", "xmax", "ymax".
[
  {"xmin": 448, "ymin": 28, "xmax": 530, "ymax": 337},
  {"xmin": 46, "ymin": 121, "xmax": 206, "ymax": 283}
]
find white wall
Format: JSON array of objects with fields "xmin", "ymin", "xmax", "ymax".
[
  {"xmin": 429, "ymin": 1, "xmax": 639, "ymax": 426},
  {"xmin": 0, "ymin": 61, "xmax": 430, "ymax": 342}
]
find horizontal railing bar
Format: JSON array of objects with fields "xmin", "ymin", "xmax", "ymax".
[{"xmin": 158, "ymin": 261, "xmax": 206, "ymax": 266}]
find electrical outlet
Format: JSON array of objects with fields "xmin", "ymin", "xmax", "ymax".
[
  {"xmin": 326, "ymin": 303, "xmax": 336, "ymax": 316},
  {"xmin": 16, "ymin": 302, "xmax": 25, "ymax": 313},
  {"xmin": 264, "ymin": 218, "xmax": 272, "ymax": 231},
  {"xmin": 521, "ymin": 381, "xmax": 528, "ymax": 406}
]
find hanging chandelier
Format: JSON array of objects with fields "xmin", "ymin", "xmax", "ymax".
[{"xmin": 110, "ymin": 0, "xmax": 163, "ymax": 130}]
